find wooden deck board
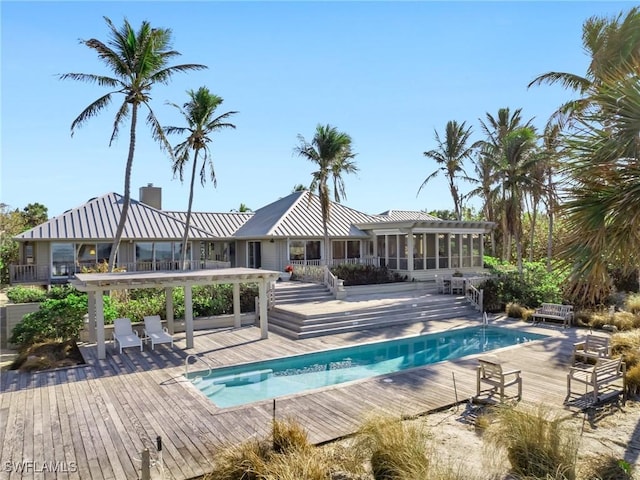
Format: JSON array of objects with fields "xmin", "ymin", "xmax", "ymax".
[{"xmin": 0, "ymin": 306, "xmax": 623, "ymax": 479}]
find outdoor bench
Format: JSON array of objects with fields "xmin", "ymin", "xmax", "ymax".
[{"xmin": 532, "ymin": 303, "xmax": 574, "ymax": 328}]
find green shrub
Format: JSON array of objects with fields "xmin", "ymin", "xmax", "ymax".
[
  {"xmin": 10, "ymin": 294, "xmax": 87, "ymax": 346},
  {"xmin": 6, "ymin": 285, "xmax": 46, "ymax": 303},
  {"xmin": 482, "ymin": 256, "xmax": 565, "ymax": 309},
  {"xmin": 46, "ymin": 284, "xmax": 77, "ymax": 300},
  {"xmin": 331, "ymin": 264, "xmax": 405, "ymax": 286}
]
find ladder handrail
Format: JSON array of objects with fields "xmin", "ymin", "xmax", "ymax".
[{"xmin": 185, "ymin": 354, "xmax": 213, "ymax": 378}]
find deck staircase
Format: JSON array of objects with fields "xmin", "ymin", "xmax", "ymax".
[
  {"xmin": 268, "ymin": 281, "xmax": 479, "ymax": 339},
  {"xmin": 272, "ymin": 281, "xmax": 334, "ymax": 305}
]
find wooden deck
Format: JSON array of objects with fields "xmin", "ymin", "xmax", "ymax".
[{"xmin": 0, "ymin": 309, "xmax": 614, "ymax": 480}]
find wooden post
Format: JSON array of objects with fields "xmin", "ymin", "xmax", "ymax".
[
  {"xmin": 185, "ymin": 285, "xmax": 194, "ymax": 349},
  {"xmin": 165, "ymin": 287, "xmax": 174, "ymax": 334},
  {"xmin": 258, "ymin": 280, "xmax": 268, "ymax": 339},
  {"xmin": 141, "ymin": 448, "xmax": 150, "ymax": 480},
  {"xmin": 95, "ymin": 291, "xmax": 105, "ymax": 360},
  {"xmin": 87, "ymin": 292, "xmax": 96, "ymax": 343},
  {"xmin": 233, "ymin": 283, "xmax": 241, "ymax": 328}
]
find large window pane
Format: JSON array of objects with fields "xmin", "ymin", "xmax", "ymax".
[
  {"xmin": 97, "ymin": 243, "xmax": 111, "ymax": 264},
  {"xmin": 438, "ymin": 234, "xmax": 448, "ymax": 269},
  {"xmin": 51, "ymin": 243, "xmax": 74, "ymax": 276},
  {"xmin": 347, "ymin": 241, "xmax": 360, "ymax": 258},
  {"xmin": 462, "ymin": 234, "xmax": 471, "ymax": 267},
  {"xmin": 450, "ymin": 234, "xmax": 460, "ymax": 268},
  {"xmin": 289, "ymin": 241, "xmax": 304, "ymax": 261},
  {"xmin": 306, "ymin": 241, "xmax": 321, "ymax": 260},
  {"xmin": 77, "ymin": 243, "xmax": 96, "ymax": 268},
  {"xmin": 426, "ymin": 234, "xmax": 436, "ymax": 269},
  {"xmin": 155, "ymin": 242, "xmax": 173, "ymax": 261},
  {"xmin": 332, "ymin": 241, "xmax": 346, "ymax": 260}
]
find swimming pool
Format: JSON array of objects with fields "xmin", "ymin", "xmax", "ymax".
[{"xmin": 187, "ymin": 326, "xmax": 546, "ymax": 408}]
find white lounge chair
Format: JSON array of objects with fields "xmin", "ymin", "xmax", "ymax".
[
  {"xmin": 143, "ymin": 315, "xmax": 174, "ymax": 350},
  {"xmin": 113, "ymin": 318, "xmax": 143, "ymax": 354}
]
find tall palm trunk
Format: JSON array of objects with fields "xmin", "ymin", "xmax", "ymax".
[
  {"xmin": 108, "ymin": 103, "xmax": 137, "ymax": 271},
  {"xmin": 181, "ymin": 148, "xmax": 201, "ymax": 269}
]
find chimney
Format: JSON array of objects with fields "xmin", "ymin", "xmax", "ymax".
[{"xmin": 139, "ymin": 183, "xmax": 162, "ymax": 210}]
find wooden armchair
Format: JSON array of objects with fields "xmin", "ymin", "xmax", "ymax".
[
  {"xmin": 567, "ymin": 357, "xmax": 626, "ymax": 403},
  {"xmin": 476, "ymin": 358, "xmax": 522, "ymax": 402},
  {"xmin": 572, "ymin": 335, "xmax": 612, "ymax": 365}
]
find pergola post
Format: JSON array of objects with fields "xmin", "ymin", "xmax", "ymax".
[
  {"xmin": 407, "ymin": 231, "xmax": 414, "ymax": 274},
  {"xmin": 165, "ymin": 287, "xmax": 174, "ymax": 334},
  {"xmin": 233, "ymin": 283, "xmax": 241, "ymax": 328},
  {"xmin": 95, "ymin": 290, "xmax": 105, "ymax": 360},
  {"xmin": 185, "ymin": 284, "xmax": 194, "ymax": 349},
  {"xmin": 258, "ymin": 280, "xmax": 268, "ymax": 339},
  {"xmin": 87, "ymin": 291, "xmax": 96, "ymax": 343}
]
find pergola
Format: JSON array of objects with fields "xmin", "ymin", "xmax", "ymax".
[{"xmin": 70, "ymin": 268, "xmax": 281, "ymax": 360}]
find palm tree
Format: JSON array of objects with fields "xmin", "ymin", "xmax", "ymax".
[
  {"xmin": 231, "ymin": 203, "xmax": 252, "ymax": 212},
  {"xmin": 498, "ymin": 127, "xmax": 539, "ymax": 272},
  {"xmin": 539, "ymin": 124, "xmax": 563, "ymax": 270},
  {"xmin": 165, "ymin": 87, "xmax": 237, "ymax": 269},
  {"xmin": 529, "ymin": 7, "xmax": 640, "ymax": 128},
  {"xmin": 294, "ymin": 124, "xmax": 357, "ymax": 266},
  {"xmin": 560, "ymin": 68, "xmax": 640, "ymax": 303},
  {"xmin": 291, "ymin": 184, "xmax": 308, "ymax": 193},
  {"xmin": 59, "ymin": 17, "xmax": 206, "ymax": 271},
  {"xmin": 476, "ymin": 108, "xmax": 533, "ymax": 260},
  {"xmin": 418, "ymin": 120, "xmax": 474, "ymax": 221}
]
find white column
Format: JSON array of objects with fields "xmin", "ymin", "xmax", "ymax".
[
  {"xmin": 185, "ymin": 285, "xmax": 194, "ymax": 349},
  {"xmin": 95, "ymin": 290, "xmax": 106, "ymax": 360},
  {"xmin": 87, "ymin": 291, "xmax": 96, "ymax": 343},
  {"xmin": 233, "ymin": 283, "xmax": 241, "ymax": 328},
  {"xmin": 165, "ymin": 287, "xmax": 174, "ymax": 334},
  {"xmin": 258, "ymin": 280, "xmax": 268, "ymax": 339},
  {"xmin": 407, "ymin": 232, "xmax": 414, "ymax": 273}
]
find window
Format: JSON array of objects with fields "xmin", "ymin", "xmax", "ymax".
[
  {"xmin": 450, "ymin": 234, "xmax": 460, "ymax": 268},
  {"xmin": 289, "ymin": 240, "xmax": 321, "ymax": 263},
  {"xmin": 135, "ymin": 241, "xmax": 189, "ymax": 270},
  {"xmin": 248, "ymin": 241, "xmax": 261, "ymax": 268},
  {"xmin": 332, "ymin": 240, "xmax": 361, "ymax": 260},
  {"xmin": 51, "ymin": 243, "xmax": 74, "ymax": 276},
  {"xmin": 438, "ymin": 234, "xmax": 448, "ymax": 269}
]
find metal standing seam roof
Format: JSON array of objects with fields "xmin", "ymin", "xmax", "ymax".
[
  {"xmin": 15, "ymin": 193, "xmax": 217, "ymax": 241},
  {"xmin": 374, "ymin": 210, "xmax": 443, "ymax": 222},
  {"xmin": 233, "ymin": 191, "xmax": 381, "ymax": 238},
  {"xmin": 165, "ymin": 211, "xmax": 254, "ymax": 238}
]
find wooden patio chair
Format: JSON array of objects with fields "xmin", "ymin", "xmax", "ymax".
[
  {"xmin": 572, "ymin": 335, "xmax": 612, "ymax": 365},
  {"xmin": 476, "ymin": 357, "xmax": 522, "ymax": 402}
]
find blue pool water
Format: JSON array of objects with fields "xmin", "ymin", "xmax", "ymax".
[{"xmin": 188, "ymin": 326, "xmax": 546, "ymax": 408}]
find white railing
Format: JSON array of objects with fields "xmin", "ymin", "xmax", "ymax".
[
  {"xmin": 466, "ymin": 282, "xmax": 484, "ymax": 312},
  {"xmin": 329, "ymin": 256, "xmax": 380, "ymax": 267},
  {"xmin": 10, "ymin": 259, "xmax": 233, "ymax": 284},
  {"xmin": 184, "ymin": 354, "xmax": 213, "ymax": 380},
  {"xmin": 324, "ymin": 266, "xmax": 345, "ymax": 298}
]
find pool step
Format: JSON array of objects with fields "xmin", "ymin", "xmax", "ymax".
[{"xmin": 268, "ymin": 295, "xmax": 479, "ymax": 339}]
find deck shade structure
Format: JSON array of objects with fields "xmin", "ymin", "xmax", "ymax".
[{"xmin": 70, "ymin": 268, "xmax": 280, "ymax": 359}]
